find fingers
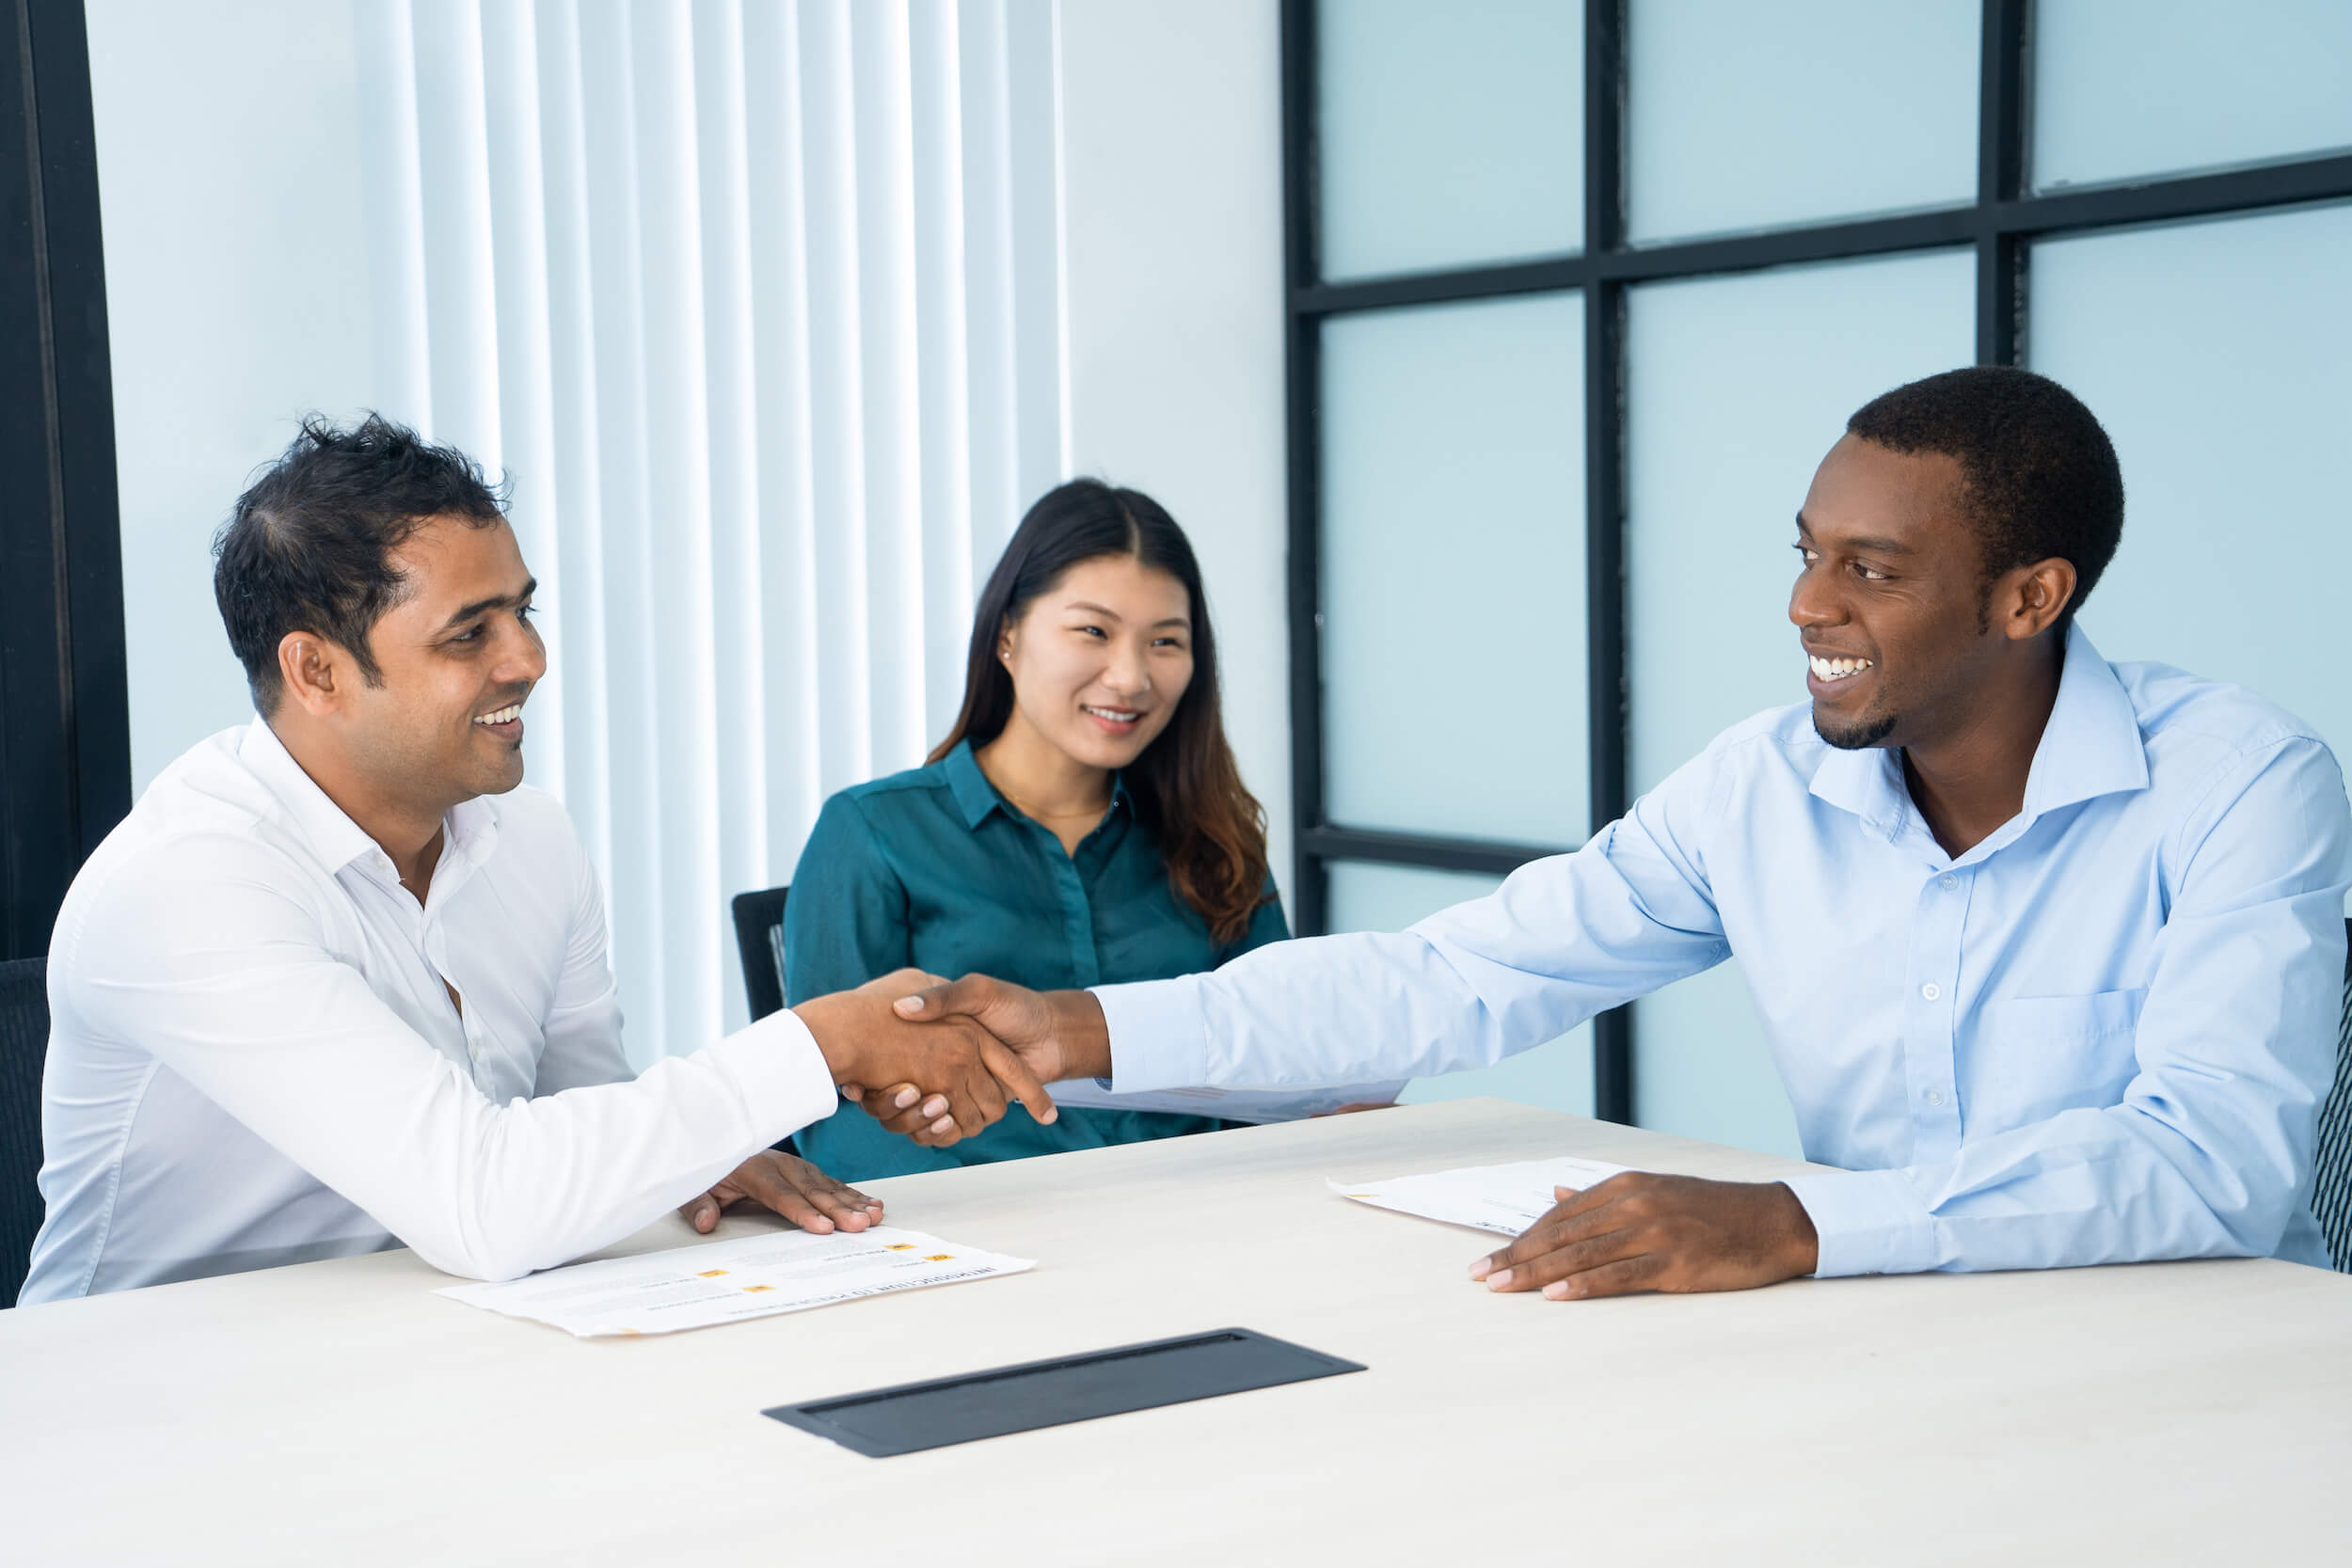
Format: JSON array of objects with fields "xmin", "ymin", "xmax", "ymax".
[
  {"xmin": 727, "ymin": 1156, "xmax": 834, "ymax": 1233},
  {"xmin": 1542, "ymin": 1256, "xmax": 1663, "ymax": 1301},
  {"xmin": 980, "ymin": 1035, "xmax": 1057, "ymax": 1126},
  {"xmin": 1479, "ymin": 1223, "xmax": 1643, "ymax": 1292},
  {"xmin": 680, "ymin": 1186, "xmax": 731, "ymax": 1234},
  {"xmin": 1469, "ymin": 1181, "xmax": 1623, "ymax": 1278},
  {"xmin": 846, "ymin": 1083, "xmax": 922, "ymax": 1120},
  {"xmin": 940, "ymin": 1039, "xmax": 1010, "ymax": 1145},
  {"xmin": 892, "ymin": 974, "xmax": 996, "ymax": 1021}
]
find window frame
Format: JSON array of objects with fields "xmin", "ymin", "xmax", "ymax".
[{"xmin": 1280, "ymin": 0, "xmax": 2352, "ymax": 1121}]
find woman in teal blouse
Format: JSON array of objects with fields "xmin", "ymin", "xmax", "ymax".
[{"xmin": 786, "ymin": 480, "xmax": 1291, "ymax": 1180}]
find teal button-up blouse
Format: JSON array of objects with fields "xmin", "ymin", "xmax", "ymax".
[{"xmin": 785, "ymin": 739, "xmax": 1288, "ymax": 1180}]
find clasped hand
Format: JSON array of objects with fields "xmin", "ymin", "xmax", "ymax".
[{"xmin": 796, "ymin": 970, "xmax": 1084, "ymax": 1146}]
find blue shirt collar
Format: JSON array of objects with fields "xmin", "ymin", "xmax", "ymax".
[
  {"xmin": 940, "ymin": 737, "xmax": 1134, "ymax": 832},
  {"xmin": 1808, "ymin": 623, "xmax": 2150, "ymax": 843}
]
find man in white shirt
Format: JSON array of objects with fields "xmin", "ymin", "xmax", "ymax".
[{"xmin": 22, "ymin": 416, "xmax": 1051, "ymax": 1303}]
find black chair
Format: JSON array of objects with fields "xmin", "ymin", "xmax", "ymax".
[
  {"xmin": 729, "ymin": 888, "xmax": 800, "ymax": 1156},
  {"xmin": 2313, "ymin": 919, "xmax": 2352, "ymax": 1273},
  {"xmin": 2, "ymin": 957, "xmax": 51, "ymax": 1307},
  {"xmin": 730, "ymin": 886, "xmax": 789, "ymax": 1023}
]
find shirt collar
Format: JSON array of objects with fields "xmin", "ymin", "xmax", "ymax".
[
  {"xmin": 239, "ymin": 718, "xmax": 380, "ymax": 874},
  {"xmin": 237, "ymin": 716, "xmax": 501, "ymax": 883},
  {"xmin": 1808, "ymin": 623, "xmax": 2150, "ymax": 840},
  {"xmin": 940, "ymin": 737, "xmax": 1133, "ymax": 832}
]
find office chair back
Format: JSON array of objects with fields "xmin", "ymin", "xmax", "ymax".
[
  {"xmin": 2, "ymin": 957, "xmax": 51, "ymax": 1306},
  {"xmin": 2314, "ymin": 919, "xmax": 2352, "ymax": 1273},
  {"xmin": 730, "ymin": 886, "xmax": 790, "ymax": 1023}
]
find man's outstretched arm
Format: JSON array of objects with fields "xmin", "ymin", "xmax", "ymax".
[{"xmin": 59, "ymin": 838, "xmax": 1056, "ymax": 1283}]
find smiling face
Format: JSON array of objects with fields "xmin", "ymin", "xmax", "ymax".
[
  {"xmin": 335, "ymin": 515, "xmax": 545, "ymax": 812},
  {"xmin": 1789, "ymin": 433, "xmax": 2012, "ymax": 752},
  {"xmin": 997, "ymin": 554, "xmax": 1195, "ymax": 771}
]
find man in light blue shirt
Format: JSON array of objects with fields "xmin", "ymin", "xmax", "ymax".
[{"xmin": 879, "ymin": 366, "xmax": 2352, "ymax": 1297}]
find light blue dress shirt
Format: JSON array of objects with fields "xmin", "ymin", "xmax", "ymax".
[{"xmin": 1097, "ymin": 627, "xmax": 2351, "ymax": 1275}]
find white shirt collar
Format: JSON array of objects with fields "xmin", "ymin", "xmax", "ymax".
[{"xmin": 234, "ymin": 716, "xmax": 501, "ymax": 889}]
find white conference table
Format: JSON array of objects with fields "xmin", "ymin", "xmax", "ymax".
[{"xmin": 6, "ymin": 1097, "xmax": 2351, "ymax": 1566}]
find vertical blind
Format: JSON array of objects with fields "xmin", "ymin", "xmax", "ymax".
[{"xmin": 352, "ymin": 0, "xmax": 1067, "ymax": 1062}]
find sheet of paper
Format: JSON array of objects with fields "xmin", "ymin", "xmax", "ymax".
[
  {"xmin": 1328, "ymin": 1155, "xmax": 1634, "ymax": 1237},
  {"xmin": 436, "ymin": 1226, "xmax": 1034, "ymax": 1338},
  {"xmin": 1046, "ymin": 1077, "xmax": 1410, "ymax": 1124}
]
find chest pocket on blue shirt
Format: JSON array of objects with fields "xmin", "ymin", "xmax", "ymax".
[{"xmin": 1977, "ymin": 987, "xmax": 2146, "ymax": 1129}]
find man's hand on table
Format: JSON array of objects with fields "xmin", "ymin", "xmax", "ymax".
[
  {"xmin": 793, "ymin": 968, "xmax": 1058, "ymax": 1144},
  {"xmin": 1470, "ymin": 1172, "xmax": 1820, "ymax": 1300},
  {"xmin": 841, "ymin": 975, "xmax": 1111, "ymax": 1147},
  {"xmin": 680, "ymin": 1150, "xmax": 884, "ymax": 1235}
]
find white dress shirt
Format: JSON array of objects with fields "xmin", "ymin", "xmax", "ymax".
[
  {"xmin": 22, "ymin": 720, "xmax": 837, "ymax": 1303},
  {"xmin": 1097, "ymin": 628, "xmax": 2351, "ymax": 1275}
]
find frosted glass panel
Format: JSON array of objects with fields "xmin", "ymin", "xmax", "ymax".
[
  {"xmin": 2031, "ymin": 204, "xmax": 2352, "ymax": 791},
  {"xmin": 1625, "ymin": 249, "xmax": 1975, "ymax": 793},
  {"xmin": 1318, "ymin": 0, "xmax": 1581, "ymax": 280},
  {"xmin": 1322, "ymin": 293, "xmax": 1587, "ymax": 846},
  {"xmin": 1326, "ymin": 862, "xmax": 1595, "ymax": 1119},
  {"xmin": 2033, "ymin": 1, "xmax": 2352, "ymax": 192},
  {"xmin": 1627, "ymin": 0, "xmax": 1978, "ymax": 244},
  {"xmin": 1624, "ymin": 248, "xmax": 1972, "ymax": 1158}
]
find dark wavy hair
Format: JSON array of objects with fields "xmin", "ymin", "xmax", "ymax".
[
  {"xmin": 930, "ymin": 480, "xmax": 1271, "ymax": 944},
  {"xmin": 214, "ymin": 414, "xmax": 507, "ymax": 711}
]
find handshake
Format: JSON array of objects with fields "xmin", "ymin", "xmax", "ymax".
[{"xmin": 793, "ymin": 969, "xmax": 1119, "ymax": 1147}]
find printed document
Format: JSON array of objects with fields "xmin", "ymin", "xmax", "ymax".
[
  {"xmin": 437, "ymin": 1225, "xmax": 1034, "ymax": 1338},
  {"xmin": 1329, "ymin": 1155, "xmax": 1633, "ymax": 1236}
]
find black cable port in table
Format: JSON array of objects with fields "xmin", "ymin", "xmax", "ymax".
[{"xmin": 763, "ymin": 1326, "xmax": 1367, "ymax": 1457}]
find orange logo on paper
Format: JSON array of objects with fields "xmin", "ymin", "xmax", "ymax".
[
  {"xmin": 923, "ymin": 1254, "xmax": 954, "ymax": 1262},
  {"xmin": 742, "ymin": 1285, "xmax": 774, "ymax": 1293},
  {"xmin": 697, "ymin": 1269, "xmax": 729, "ymax": 1277},
  {"xmin": 885, "ymin": 1243, "xmax": 915, "ymax": 1251}
]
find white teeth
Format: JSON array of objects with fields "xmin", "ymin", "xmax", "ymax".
[
  {"xmin": 1084, "ymin": 705, "xmax": 1139, "ymax": 722},
  {"xmin": 1808, "ymin": 656, "xmax": 1873, "ymax": 682},
  {"xmin": 474, "ymin": 705, "xmax": 524, "ymax": 725}
]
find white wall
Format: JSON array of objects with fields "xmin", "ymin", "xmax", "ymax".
[
  {"xmin": 87, "ymin": 0, "xmax": 384, "ymax": 794},
  {"xmin": 1055, "ymin": 0, "xmax": 1295, "ymax": 909}
]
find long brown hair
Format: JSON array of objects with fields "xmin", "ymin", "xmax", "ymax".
[{"xmin": 929, "ymin": 480, "xmax": 1271, "ymax": 944}]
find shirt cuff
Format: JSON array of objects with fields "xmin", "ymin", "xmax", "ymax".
[
  {"xmin": 1090, "ymin": 975, "xmax": 1211, "ymax": 1094},
  {"xmin": 1781, "ymin": 1167, "xmax": 1939, "ymax": 1277},
  {"xmin": 699, "ymin": 1006, "xmax": 839, "ymax": 1142}
]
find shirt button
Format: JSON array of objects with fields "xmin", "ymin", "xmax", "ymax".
[
  {"xmin": 1921, "ymin": 982, "xmax": 1941, "ymax": 1001},
  {"xmin": 1939, "ymin": 874, "xmax": 1959, "ymax": 891},
  {"xmin": 1925, "ymin": 1087, "xmax": 1947, "ymax": 1107}
]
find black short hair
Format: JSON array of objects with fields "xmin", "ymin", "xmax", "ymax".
[
  {"xmin": 1847, "ymin": 366, "xmax": 2123, "ymax": 632},
  {"xmin": 213, "ymin": 414, "xmax": 507, "ymax": 711}
]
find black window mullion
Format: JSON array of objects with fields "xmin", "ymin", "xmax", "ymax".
[
  {"xmin": 1278, "ymin": 0, "xmax": 1328, "ymax": 938},
  {"xmin": 1977, "ymin": 0, "xmax": 2029, "ymax": 366},
  {"xmin": 1583, "ymin": 0, "xmax": 1632, "ymax": 1124}
]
